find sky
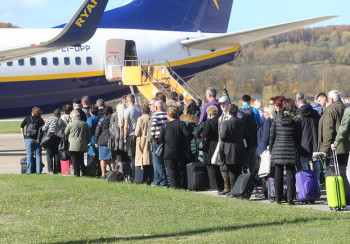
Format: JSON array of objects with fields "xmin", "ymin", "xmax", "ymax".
[{"xmin": 0, "ymin": 0, "xmax": 348, "ymax": 32}]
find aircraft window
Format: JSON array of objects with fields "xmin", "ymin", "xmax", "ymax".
[
  {"xmin": 30, "ymin": 58, "xmax": 36, "ymax": 66},
  {"xmin": 18, "ymin": 59, "xmax": 25, "ymax": 66},
  {"xmin": 53, "ymin": 57, "xmax": 59, "ymax": 66},
  {"xmin": 64, "ymin": 57, "xmax": 70, "ymax": 65},
  {"xmin": 7, "ymin": 62, "xmax": 13, "ymax": 66},
  {"xmin": 86, "ymin": 57, "xmax": 92, "ymax": 65},
  {"xmin": 75, "ymin": 57, "xmax": 81, "ymax": 65},
  {"xmin": 41, "ymin": 57, "xmax": 48, "ymax": 66}
]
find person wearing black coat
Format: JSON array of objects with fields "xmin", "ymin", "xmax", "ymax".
[
  {"xmin": 160, "ymin": 107, "xmax": 192, "ymax": 189},
  {"xmin": 201, "ymin": 105, "xmax": 224, "ymax": 191},
  {"xmin": 269, "ymin": 98, "xmax": 302, "ymax": 204},
  {"xmin": 220, "ymin": 104, "xmax": 248, "ymax": 192},
  {"xmin": 296, "ymin": 98, "xmax": 321, "ymax": 183}
]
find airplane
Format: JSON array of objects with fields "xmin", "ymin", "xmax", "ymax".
[{"xmin": 0, "ymin": 0, "xmax": 335, "ymax": 118}]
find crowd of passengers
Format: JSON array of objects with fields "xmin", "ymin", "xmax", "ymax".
[{"xmin": 21, "ymin": 88, "xmax": 350, "ymax": 205}]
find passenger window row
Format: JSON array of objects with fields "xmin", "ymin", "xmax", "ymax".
[{"xmin": 3, "ymin": 57, "xmax": 93, "ymax": 67}]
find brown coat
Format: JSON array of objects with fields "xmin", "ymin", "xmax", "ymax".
[{"xmin": 135, "ymin": 114, "xmax": 152, "ymax": 167}]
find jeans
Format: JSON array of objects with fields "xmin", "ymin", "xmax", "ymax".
[
  {"xmin": 152, "ymin": 143, "xmax": 169, "ymax": 186},
  {"xmin": 300, "ymin": 156, "xmax": 321, "ymax": 184},
  {"xmin": 24, "ymin": 139, "xmax": 42, "ymax": 174}
]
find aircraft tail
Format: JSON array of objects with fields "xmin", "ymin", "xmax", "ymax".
[{"xmin": 98, "ymin": 0, "xmax": 234, "ymax": 33}]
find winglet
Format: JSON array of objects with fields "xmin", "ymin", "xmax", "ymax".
[{"xmin": 46, "ymin": 0, "xmax": 109, "ymax": 47}]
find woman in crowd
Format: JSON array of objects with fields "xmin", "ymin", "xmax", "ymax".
[
  {"xmin": 61, "ymin": 104, "xmax": 73, "ymax": 125},
  {"xmin": 255, "ymin": 105, "xmax": 275, "ymax": 199},
  {"xmin": 64, "ymin": 110, "xmax": 91, "ymax": 176},
  {"xmin": 20, "ymin": 107, "xmax": 45, "ymax": 174},
  {"xmin": 220, "ymin": 104, "xmax": 248, "ymax": 193},
  {"xmin": 269, "ymin": 98, "xmax": 301, "ymax": 204},
  {"xmin": 87, "ymin": 105, "xmax": 101, "ymax": 176},
  {"xmin": 201, "ymin": 105, "xmax": 224, "ymax": 191},
  {"xmin": 252, "ymin": 99, "xmax": 264, "ymax": 123},
  {"xmin": 134, "ymin": 103, "xmax": 153, "ymax": 184},
  {"xmin": 160, "ymin": 107, "xmax": 192, "ymax": 189},
  {"xmin": 180, "ymin": 102, "xmax": 200, "ymax": 162},
  {"xmin": 95, "ymin": 106, "xmax": 115, "ymax": 179},
  {"xmin": 42, "ymin": 108, "xmax": 66, "ymax": 174}
]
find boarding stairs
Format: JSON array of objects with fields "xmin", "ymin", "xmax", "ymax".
[{"xmin": 120, "ymin": 59, "xmax": 203, "ymax": 103}]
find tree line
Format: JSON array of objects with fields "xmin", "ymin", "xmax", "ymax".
[{"xmin": 188, "ymin": 25, "xmax": 350, "ymax": 105}]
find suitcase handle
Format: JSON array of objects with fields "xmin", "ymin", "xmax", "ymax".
[{"xmin": 331, "ymin": 148, "xmax": 340, "ymax": 176}]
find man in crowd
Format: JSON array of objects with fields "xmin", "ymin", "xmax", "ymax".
[
  {"xmin": 318, "ymin": 90, "xmax": 350, "ymax": 204},
  {"xmin": 96, "ymin": 99, "xmax": 105, "ymax": 117},
  {"xmin": 198, "ymin": 87, "xmax": 222, "ymax": 125},
  {"xmin": 81, "ymin": 95, "xmax": 91, "ymax": 119},
  {"xmin": 316, "ymin": 92, "xmax": 328, "ymax": 114},
  {"xmin": 218, "ymin": 95, "xmax": 231, "ymax": 194},
  {"xmin": 150, "ymin": 99, "xmax": 169, "ymax": 187},
  {"xmin": 295, "ymin": 92, "xmax": 321, "ymax": 183},
  {"xmin": 73, "ymin": 98, "xmax": 87, "ymax": 122},
  {"xmin": 240, "ymin": 94, "xmax": 262, "ymax": 128},
  {"xmin": 124, "ymin": 94, "xmax": 142, "ymax": 181}
]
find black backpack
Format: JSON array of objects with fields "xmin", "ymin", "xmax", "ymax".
[{"xmin": 26, "ymin": 117, "xmax": 38, "ymax": 137}]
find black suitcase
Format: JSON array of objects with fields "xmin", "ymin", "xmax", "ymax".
[
  {"xmin": 231, "ymin": 173, "xmax": 255, "ymax": 199},
  {"xmin": 107, "ymin": 170, "xmax": 125, "ymax": 182},
  {"xmin": 187, "ymin": 162, "xmax": 209, "ymax": 191}
]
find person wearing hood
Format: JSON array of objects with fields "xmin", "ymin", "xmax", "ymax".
[
  {"xmin": 269, "ymin": 98, "xmax": 302, "ymax": 205},
  {"xmin": 296, "ymin": 92, "xmax": 321, "ymax": 183}
]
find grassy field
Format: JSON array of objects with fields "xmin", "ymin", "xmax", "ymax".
[
  {"xmin": 1, "ymin": 175, "xmax": 350, "ymax": 244},
  {"xmin": 0, "ymin": 121, "xmax": 21, "ymax": 134}
]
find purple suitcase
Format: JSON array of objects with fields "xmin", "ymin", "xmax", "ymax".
[{"xmin": 296, "ymin": 170, "xmax": 321, "ymax": 202}]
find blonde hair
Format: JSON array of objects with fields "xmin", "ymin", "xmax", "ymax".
[
  {"xmin": 166, "ymin": 107, "xmax": 178, "ymax": 119},
  {"xmin": 206, "ymin": 105, "xmax": 218, "ymax": 117},
  {"xmin": 264, "ymin": 105, "xmax": 275, "ymax": 119}
]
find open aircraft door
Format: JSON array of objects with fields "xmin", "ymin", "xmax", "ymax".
[{"xmin": 105, "ymin": 39, "xmax": 126, "ymax": 82}]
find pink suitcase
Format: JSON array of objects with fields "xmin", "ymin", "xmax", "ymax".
[{"xmin": 60, "ymin": 160, "xmax": 70, "ymax": 175}]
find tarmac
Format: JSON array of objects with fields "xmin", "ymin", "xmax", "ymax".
[{"xmin": 0, "ymin": 133, "xmax": 344, "ymax": 212}]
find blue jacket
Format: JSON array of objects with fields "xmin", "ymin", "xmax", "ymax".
[
  {"xmin": 242, "ymin": 104, "xmax": 262, "ymax": 127},
  {"xmin": 311, "ymin": 102, "xmax": 323, "ymax": 116},
  {"xmin": 87, "ymin": 115, "xmax": 101, "ymax": 154},
  {"xmin": 256, "ymin": 117, "xmax": 273, "ymax": 155}
]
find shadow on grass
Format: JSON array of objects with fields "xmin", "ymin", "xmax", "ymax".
[{"xmin": 52, "ymin": 217, "xmax": 331, "ymax": 244}]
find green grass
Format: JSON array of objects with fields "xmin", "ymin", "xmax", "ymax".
[
  {"xmin": 1, "ymin": 175, "xmax": 350, "ymax": 244},
  {"xmin": 0, "ymin": 121, "xmax": 21, "ymax": 134}
]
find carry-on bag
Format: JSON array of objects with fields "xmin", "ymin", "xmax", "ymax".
[
  {"xmin": 60, "ymin": 160, "xmax": 70, "ymax": 175},
  {"xmin": 187, "ymin": 162, "xmax": 209, "ymax": 191},
  {"xmin": 326, "ymin": 148, "xmax": 346, "ymax": 210},
  {"xmin": 107, "ymin": 170, "xmax": 125, "ymax": 182},
  {"xmin": 296, "ymin": 170, "xmax": 321, "ymax": 202},
  {"xmin": 231, "ymin": 172, "xmax": 255, "ymax": 199}
]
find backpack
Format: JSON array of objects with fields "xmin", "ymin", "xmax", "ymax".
[{"xmin": 26, "ymin": 117, "xmax": 38, "ymax": 137}]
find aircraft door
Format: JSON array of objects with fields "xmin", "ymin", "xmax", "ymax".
[{"xmin": 105, "ymin": 39, "xmax": 126, "ymax": 82}]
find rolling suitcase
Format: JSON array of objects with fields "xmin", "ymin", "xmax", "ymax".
[
  {"xmin": 267, "ymin": 171, "xmax": 288, "ymax": 202},
  {"xmin": 187, "ymin": 162, "xmax": 209, "ymax": 191},
  {"xmin": 231, "ymin": 172, "xmax": 255, "ymax": 199},
  {"xmin": 60, "ymin": 160, "xmax": 70, "ymax": 175},
  {"xmin": 296, "ymin": 170, "xmax": 321, "ymax": 203},
  {"xmin": 326, "ymin": 149, "xmax": 346, "ymax": 210}
]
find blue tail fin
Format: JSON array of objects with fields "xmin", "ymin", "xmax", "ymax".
[{"xmin": 98, "ymin": 0, "xmax": 234, "ymax": 33}]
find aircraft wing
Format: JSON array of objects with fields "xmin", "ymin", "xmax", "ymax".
[
  {"xmin": 0, "ymin": 0, "xmax": 109, "ymax": 64},
  {"xmin": 180, "ymin": 16, "xmax": 337, "ymax": 50}
]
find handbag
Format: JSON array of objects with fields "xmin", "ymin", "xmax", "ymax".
[
  {"xmin": 155, "ymin": 143, "xmax": 164, "ymax": 158},
  {"xmin": 211, "ymin": 142, "xmax": 222, "ymax": 165},
  {"xmin": 40, "ymin": 132, "xmax": 58, "ymax": 149},
  {"xmin": 58, "ymin": 135, "xmax": 70, "ymax": 161},
  {"xmin": 258, "ymin": 147, "xmax": 271, "ymax": 178}
]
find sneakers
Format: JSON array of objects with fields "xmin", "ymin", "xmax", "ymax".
[
  {"xmin": 255, "ymin": 194, "xmax": 267, "ymax": 199},
  {"xmin": 49, "ymin": 171, "xmax": 54, "ymax": 175}
]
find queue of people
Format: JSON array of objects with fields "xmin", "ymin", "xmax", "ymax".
[{"xmin": 20, "ymin": 88, "xmax": 350, "ymax": 206}]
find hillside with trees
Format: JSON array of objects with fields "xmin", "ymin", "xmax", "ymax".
[
  {"xmin": 188, "ymin": 25, "xmax": 350, "ymax": 104},
  {"xmin": 0, "ymin": 23, "xmax": 18, "ymax": 28}
]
